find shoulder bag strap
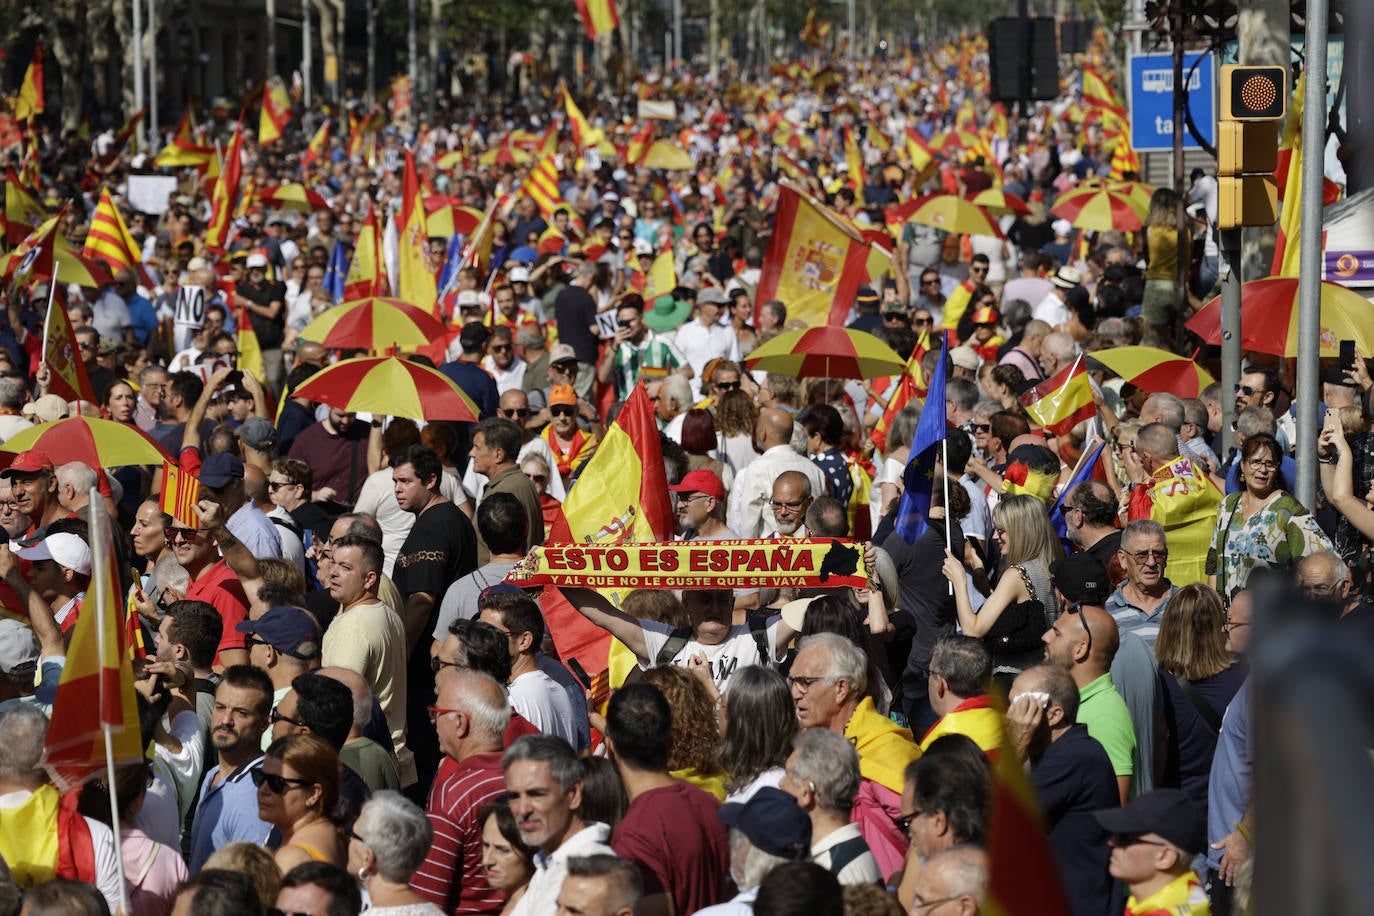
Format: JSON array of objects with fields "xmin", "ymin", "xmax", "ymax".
[{"xmin": 1172, "ymin": 674, "xmax": 1223, "ymax": 733}]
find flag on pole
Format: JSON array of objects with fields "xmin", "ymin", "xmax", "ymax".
[
  {"xmin": 1018, "ymin": 354, "xmax": 1096, "ymax": 436},
  {"xmin": 300, "ymin": 119, "xmax": 331, "ymax": 169},
  {"xmin": 42, "ymin": 499, "xmax": 144, "ymax": 794},
  {"xmin": 3, "ymin": 169, "xmax": 45, "ymax": 247},
  {"xmin": 14, "ymin": 45, "xmax": 44, "ymax": 121},
  {"xmin": 344, "ymin": 204, "xmax": 387, "ymax": 301},
  {"xmin": 396, "ymin": 149, "xmax": 437, "ymax": 312},
  {"xmin": 41, "ymin": 279, "xmax": 97, "ymax": 404},
  {"xmin": 1272, "ymin": 72, "xmax": 1307, "ymax": 278},
  {"xmin": 843, "ymin": 126, "xmax": 866, "ymax": 192},
  {"xmin": 82, "ymin": 189, "xmax": 153, "ymax": 287},
  {"xmin": 574, "ymin": 0, "xmax": 619, "ymax": 39},
  {"xmin": 99, "ymin": 106, "xmax": 147, "ymax": 164},
  {"xmin": 799, "ymin": 7, "xmax": 832, "ymax": 48},
  {"xmin": 204, "ymin": 114, "xmax": 246, "ymax": 253},
  {"xmin": 159, "ymin": 459, "xmax": 201, "ymax": 527},
  {"xmin": 562, "ymin": 85, "xmax": 604, "ymax": 150},
  {"xmin": 894, "ymin": 333, "xmax": 948, "ymax": 544},
  {"xmin": 641, "ymin": 249, "xmax": 676, "ymax": 300},
  {"xmin": 755, "ymin": 181, "xmax": 882, "ymax": 329},
  {"xmin": 258, "ymin": 76, "xmax": 293, "ymax": 146},
  {"xmin": 7, "ymin": 213, "xmax": 59, "ymax": 284},
  {"xmin": 871, "ymin": 343, "xmax": 926, "ymax": 455},
  {"xmin": 323, "ymin": 240, "xmax": 349, "ymax": 303},
  {"xmin": 1049, "ymin": 439, "xmax": 1107, "ymax": 543}
]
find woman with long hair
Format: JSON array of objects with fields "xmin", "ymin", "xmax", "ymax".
[
  {"xmin": 680, "ymin": 408, "xmax": 733, "ymax": 491},
  {"xmin": 255, "ymin": 734, "xmax": 346, "ymax": 872},
  {"xmin": 640, "ymin": 665, "xmax": 729, "ymax": 800},
  {"xmin": 942, "ymin": 493, "xmax": 1063, "ymax": 682},
  {"xmin": 1141, "ymin": 187, "xmax": 1191, "ymax": 340},
  {"xmin": 714, "ymin": 388, "xmax": 759, "ymax": 477},
  {"xmin": 479, "ymin": 802, "xmax": 537, "ymax": 915},
  {"xmin": 1153, "ymin": 584, "xmax": 1247, "ymax": 806},
  {"xmin": 347, "ymin": 791, "xmax": 444, "ymax": 914},
  {"xmin": 716, "ymin": 665, "xmax": 798, "ymax": 802}
]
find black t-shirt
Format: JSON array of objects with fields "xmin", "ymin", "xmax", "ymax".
[
  {"xmin": 1085, "ymin": 531, "xmax": 1122, "ymax": 571},
  {"xmin": 882, "ymin": 518, "xmax": 965, "ymax": 698},
  {"xmin": 553, "ymin": 285, "xmax": 599, "ymax": 364},
  {"xmin": 392, "ymin": 500, "xmax": 478, "ymax": 609},
  {"xmin": 240, "ymin": 280, "xmax": 288, "ymax": 349}
]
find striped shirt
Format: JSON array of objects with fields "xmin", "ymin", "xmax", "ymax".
[
  {"xmin": 411, "ymin": 752, "xmax": 507, "ymax": 914},
  {"xmin": 1105, "ymin": 584, "xmax": 1179, "ymax": 653},
  {"xmin": 610, "ymin": 331, "xmax": 687, "ymax": 398}
]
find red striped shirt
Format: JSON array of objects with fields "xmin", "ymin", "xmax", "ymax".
[{"xmin": 411, "ymin": 752, "xmax": 507, "ymax": 915}]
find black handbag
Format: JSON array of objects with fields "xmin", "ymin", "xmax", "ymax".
[{"xmin": 982, "ymin": 566, "xmax": 1047, "ymax": 655}]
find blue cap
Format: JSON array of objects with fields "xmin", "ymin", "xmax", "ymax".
[
  {"xmin": 236, "ymin": 606, "xmax": 320, "ymax": 659},
  {"xmin": 200, "ymin": 451, "xmax": 245, "ymax": 488},
  {"xmin": 718, "ymin": 787, "xmax": 811, "ymax": 859}
]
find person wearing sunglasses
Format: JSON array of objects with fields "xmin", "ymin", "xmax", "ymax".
[
  {"xmin": 256, "ymin": 733, "xmax": 346, "ymax": 872},
  {"xmin": 539, "ymin": 385, "xmax": 600, "ymax": 489},
  {"xmin": 1045, "ymin": 554, "xmax": 1137, "ymax": 806},
  {"xmin": 1093, "ymin": 789, "xmax": 1209, "ymax": 916}
]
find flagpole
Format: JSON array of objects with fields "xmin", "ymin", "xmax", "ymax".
[
  {"xmin": 91, "ymin": 492, "xmax": 131, "ymax": 916},
  {"xmin": 942, "ymin": 436, "xmax": 953, "ymax": 596},
  {"xmin": 39, "ymin": 261, "xmax": 59, "ymax": 383}
]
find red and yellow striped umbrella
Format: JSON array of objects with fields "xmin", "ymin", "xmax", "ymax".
[
  {"xmin": 929, "ymin": 129, "xmax": 984, "ymax": 155},
  {"xmin": 903, "ymin": 195, "xmax": 1003, "ymax": 238},
  {"xmin": 256, "ymin": 184, "xmax": 332, "ymax": 213},
  {"xmin": 0, "ymin": 415, "xmax": 171, "ymax": 468},
  {"xmin": 1186, "ymin": 278, "xmax": 1374, "ymax": 357},
  {"xmin": 1050, "ymin": 186, "xmax": 1148, "ymax": 232},
  {"xmin": 743, "ymin": 326, "xmax": 906, "ymax": 380},
  {"xmin": 1089, "ymin": 346, "xmax": 1215, "ymax": 398},
  {"xmin": 300, "ymin": 297, "xmax": 446, "ymax": 351},
  {"xmin": 291, "ymin": 355, "xmax": 480, "ymax": 421},
  {"xmin": 969, "ymin": 188, "xmax": 1031, "ymax": 216}
]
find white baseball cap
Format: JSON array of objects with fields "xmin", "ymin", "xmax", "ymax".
[
  {"xmin": 15, "ymin": 532, "xmax": 92, "ymax": 576},
  {"xmin": 245, "ymin": 252, "xmax": 269, "ymax": 269},
  {"xmin": 509, "ymin": 266, "xmax": 531, "ymax": 283}
]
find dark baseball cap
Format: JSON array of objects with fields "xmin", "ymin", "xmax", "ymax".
[
  {"xmin": 717, "ymin": 787, "xmax": 811, "ymax": 859},
  {"xmin": 1050, "ymin": 553, "xmax": 1111, "ymax": 605},
  {"xmin": 1093, "ymin": 788, "xmax": 1206, "ymax": 856},
  {"xmin": 235, "ymin": 606, "xmax": 321, "ymax": 660},
  {"xmin": 199, "ymin": 452, "xmax": 245, "ymax": 489}
]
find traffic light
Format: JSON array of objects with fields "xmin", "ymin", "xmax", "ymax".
[{"xmin": 1216, "ymin": 65, "xmax": 1287, "ymax": 229}]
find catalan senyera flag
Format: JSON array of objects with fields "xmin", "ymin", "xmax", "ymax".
[
  {"xmin": 396, "ymin": 149, "xmax": 438, "ymax": 313},
  {"xmin": 344, "ymin": 203, "xmax": 387, "ymax": 300},
  {"xmin": 525, "ymin": 155, "xmax": 577, "ymax": 228},
  {"xmin": 204, "ymin": 114, "xmax": 245, "ymax": 253},
  {"xmin": 41, "ymin": 500, "xmax": 143, "ymax": 793},
  {"xmin": 562, "ymin": 85, "xmax": 604, "ymax": 150},
  {"xmin": 641, "ymin": 249, "xmax": 675, "ymax": 300},
  {"xmin": 3, "ymin": 170, "xmax": 45, "ymax": 247},
  {"xmin": 541, "ymin": 384, "xmax": 673, "ymax": 703},
  {"xmin": 984, "ymin": 716, "xmax": 1074, "ymax": 916},
  {"xmin": 301, "ymin": 119, "xmax": 331, "ymax": 169},
  {"xmin": 160, "ymin": 459, "xmax": 200, "ymax": 527},
  {"xmin": 755, "ymin": 181, "xmax": 882, "ymax": 329},
  {"xmin": 1019, "ymin": 353, "xmax": 1095, "ymax": 436},
  {"xmin": 258, "ymin": 75, "xmax": 293, "ymax": 146},
  {"xmin": 1107, "ymin": 132, "xmax": 1140, "ymax": 180},
  {"xmin": 574, "ymin": 0, "xmax": 619, "ymax": 40},
  {"xmin": 14, "ymin": 45, "xmax": 44, "ymax": 121},
  {"xmin": 41, "ymin": 281, "xmax": 97, "ymax": 404},
  {"xmin": 82, "ymin": 189, "xmax": 152, "ymax": 287}
]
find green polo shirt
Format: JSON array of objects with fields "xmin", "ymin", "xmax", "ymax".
[{"xmin": 1078, "ymin": 672, "xmax": 1137, "ymax": 781}]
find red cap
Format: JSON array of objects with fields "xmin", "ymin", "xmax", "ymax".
[
  {"xmin": 970, "ymin": 306, "xmax": 1000, "ymax": 325},
  {"xmin": 3, "ymin": 449, "xmax": 54, "ymax": 476},
  {"xmin": 668, "ymin": 469, "xmax": 726, "ymax": 500}
]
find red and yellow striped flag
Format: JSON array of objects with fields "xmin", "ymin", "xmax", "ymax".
[
  {"xmin": 301, "ymin": 119, "xmax": 331, "ymax": 169},
  {"xmin": 3, "ymin": 169, "xmax": 45, "ymax": 248},
  {"xmin": 1272, "ymin": 72, "xmax": 1306, "ymax": 278},
  {"xmin": 42, "ymin": 502, "xmax": 144, "ymax": 793},
  {"xmin": 160, "ymin": 459, "xmax": 200, "ymax": 527},
  {"xmin": 1019, "ymin": 354, "xmax": 1096, "ymax": 436},
  {"xmin": 14, "ymin": 45, "xmax": 44, "ymax": 121},
  {"xmin": 204, "ymin": 114, "xmax": 245, "ymax": 253},
  {"xmin": 344, "ymin": 203, "xmax": 387, "ymax": 300},
  {"xmin": 575, "ymin": 0, "xmax": 619, "ymax": 39},
  {"xmin": 258, "ymin": 76, "xmax": 292, "ymax": 146},
  {"xmin": 82, "ymin": 189, "xmax": 151, "ymax": 287},
  {"xmin": 396, "ymin": 149, "xmax": 437, "ymax": 313},
  {"xmin": 562, "ymin": 85, "xmax": 603, "ymax": 150}
]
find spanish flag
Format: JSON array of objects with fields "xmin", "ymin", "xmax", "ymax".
[
  {"xmin": 574, "ymin": 0, "xmax": 619, "ymax": 40},
  {"xmin": 301, "ymin": 119, "xmax": 331, "ymax": 169},
  {"xmin": 871, "ymin": 352, "xmax": 923, "ymax": 456},
  {"xmin": 14, "ymin": 45, "xmax": 44, "ymax": 121},
  {"xmin": 82, "ymin": 189, "xmax": 152, "ymax": 287},
  {"xmin": 3, "ymin": 169, "xmax": 46, "ymax": 247},
  {"xmin": 159, "ymin": 459, "xmax": 200, "ymax": 527},
  {"xmin": 40, "ymin": 279, "xmax": 97, "ymax": 404},
  {"xmin": 1272, "ymin": 72, "xmax": 1306, "ymax": 278},
  {"xmin": 626, "ymin": 122, "xmax": 653, "ymax": 166},
  {"xmin": 204, "ymin": 114, "xmax": 246, "ymax": 254},
  {"xmin": 344, "ymin": 204, "xmax": 387, "ymax": 301},
  {"xmin": 236, "ymin": 303, "xmax": 265, "ymax": 380},
  {"xmin": 42, "ymin": 501, "xmax": 144, "ymax": 793},
  {"xmin": 842, "ymin": 126, "xmax": 866, "ymax": 192},
  {"xmin": 562, "ymin": 85, "xmax": 604, "ymax": 150},
  {"xmin": 641, "ymin": 249, "xmax": 675, "ymax": 300},
  {"xmin": 258, "ymin": 75, "xmax": 292, "ymax": 147},
  {"xmin": 396, "ymin": 149, "xmax": 437, "ymax": 313},
  {"xmin": 1019, "ymin": 354, "xmax": 1095, "ymax": 436},
  {"xmin": 540, "ymin": 385, "xmax": 673, "ymax": 699}
]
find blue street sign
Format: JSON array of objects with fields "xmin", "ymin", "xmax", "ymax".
[{"xmin": 1128, "ymin": 51, "xmax": 1216, "ymax": 152}]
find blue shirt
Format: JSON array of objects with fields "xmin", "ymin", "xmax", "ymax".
[
  {"xmin": 189, "ymin": 755, "xmax": 271, "ymax": 871},
  {"xmin": 1105, "ymin": 583, "xmax": 1179, "ymax": 652},
  {"xmin": 1207, "ymin": 677, "xmax": 1251, "ymax": 870},
  {"xmin": 438, "ymin": 359, "xmax": 499, "ymax": 420},
  {"xmin": 811, "ymin": 448, "xmax": 854, "ymax": 505},
  {"xmin": 126, "ymin": 294, "xmax": 159, "ymax": 346}
]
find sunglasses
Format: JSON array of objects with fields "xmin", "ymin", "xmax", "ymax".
[
  {"xmin": 500, "ymin": 408, "xmax": 530, "ymax": 418},
  {"xmin": 270, "ymin": 707, "xmax": 306, "ymax": 727},
  {"xmin": 430, "ymin": 657, "xmax": 467, "ymax": 675},
  {"xmin": 913, "ymin": 317, "xmax": 934, "ymax": 326},
  {"xmin": 168, "ymin": 527, "xmax": 202, "ymax": 541},
  {"xmin": 550, "ymin": 405, "xmax": 576, "ymax": 418},
  {"xmin": 1234, "ymin": 384, "xmax": 1258, "ymax": 397},
  {"xmin": 1071, "ymin": 602, "xmax": 1093, "ymax": 657},
  {"xmin": 524, "ymin": 473, "xmax": 547, "ymax": 484},
  {"xmin": 714, "ymin": 381, "xmax": 740, "ymax": 391},
  {"xmin": 250, "ymin": 768, "xmax": 313, "ymax": 794},
  {"xmin": 970, "ymin": 423, "xmax": 991, "ymax": 433},
  {"xmin": 490, "ymin": 344, "xmax": 512, "ymax": 353}
]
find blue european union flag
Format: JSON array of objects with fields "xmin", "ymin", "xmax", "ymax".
[
  {"xmin": 1049, "ymin": 440, "xmax": 1107, "ymax": 546},
  {"xmin": 435, "ymin": 233, "xmax": 464, "ymax": 300},
  {"xmin": 323, "ymin": 240, "xmax": 348, "ymax": 303},
  {"xmin": 893, "ymin": 332, "xmax": 949, "ymax": 544}
]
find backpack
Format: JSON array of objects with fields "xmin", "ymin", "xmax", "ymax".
[{"xmin": 654, "ymin": 610, "xmax": 772, "ymax": 667}]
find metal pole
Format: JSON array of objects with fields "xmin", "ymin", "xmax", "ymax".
[
  {"xmin": 1171, "ymin": 5, "xmax": 1186, "ymax": 309},
  {"xmin": 1295, "ymin": 0, "xmax": 1329, "ymax": 510},
  {"xmin": 848, "ymin": 0, "xmax": 855, "ymax": 59},
  {"xmin": 267, "ymin": 0, "xmax": 277, "ymax": 75},
  {"xmin": 148, "ymin": 0, "xmax": 159, "ymax": 152},
  {"xmin": 673, "ymin": 0, "xmax": 682, "ymax": 67},
  {"xmin": 303, "ymin": 0, "xmax": 313, "ymax": 110},
  {"xmin": 132, "ymin": 0, "xmax": 144, "ymax": 129},
  {"xmin": 366, "ymin": 0, "xmax": 376, "ymax": 107},
  {"xmin": 407, "ymin": 0, "xmax": 417, "ymax": 115},
  {"xmin": 1219, "ymin": 228, "xmax": 1242, "ymax": 458}
]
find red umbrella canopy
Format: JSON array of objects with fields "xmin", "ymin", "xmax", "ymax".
[{"xmin": 291, "ymin": 356, "xmax": 480, "ymax": 421}]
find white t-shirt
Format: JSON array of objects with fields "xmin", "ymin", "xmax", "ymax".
[
  {"xmin": 1033, "ymin": 290, "xmax": 1073, "ymax": 328},
  {"xmin": 637, "ymin": 617, "xmax": 782, "ymax": 691},
  {"xmin": 508, "ymin": 668, "xmax": 578, "ymax": 748}
]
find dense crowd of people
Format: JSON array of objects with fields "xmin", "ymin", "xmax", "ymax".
[{"xmin": 0, "ymin": 31, "xmax": 1361, "ymax": 916}]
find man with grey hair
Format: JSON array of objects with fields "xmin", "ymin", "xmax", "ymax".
[
  {"xmin": 412, "ymin": 669, "xmax": 512, "ymax": 913},
  {"xmin": 1297, "ymin": 550, "xmax": 1368, "ymax": 624},
  {"xmin": 656, "ymin": 374, "xmax": 694, "ymax": 443},
  {"xmin": 1105, "ymin": 519, "xmax": 1179, "ymax": 651},
  {"xmin": 697, "ymin": 787, "xmax": 810, "ymax": 916},
  {"xmin": 912, "ymin": 846, "xmax": 989, "ymax": 916},
  {"xmin": 557, "ymin": 854, "xmax": 644, "ymax": 916},
  {"xmin": 0, "ymin": 377, "xmax": 32, "ymax": 441},
  {"xmin": 316, "ymin": 666, "xmax": 400, "ymax": 793},
  {"xmin": 518, "ymin": 324, "xmax": 553, "ymax": 398},
  {"xmin": 503, "ymin": 734, "xmax": 615, "ymax": 916},
  {"xmin": 779, "ymin": 728, "xmax": 881, "ymax": 885},
  {"xmin": 0, "ymin": 705, "xmax": 124, "ymax": 911},
  {"xmin": 1037, "ymin": 331, "xmax": 1077, "ymax": 380},
  {"xmin": 945, "ymin": 376, "xmax": 980, "ymax": 430},
  {"xmin": 53, "ymin": 462, "xmax": 99, "ymax": 515},
  {"xmin": 1141, "ymin": 392, "xmax": 1215, "ymax": 473},
  {"xmin": 998, "ymin": 314, "xmax": 1046, "ymax": 383},
  {"xmin": 789, "ymin": 632, "xmax": 919, "ymax": 880}
]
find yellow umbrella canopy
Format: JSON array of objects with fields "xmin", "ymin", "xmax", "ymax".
[
  {"xmin": 300, "ymin": 298, "xmax": 447, "ymax": 351},
  {"xmin": 290, "ymin": 356, "xmax": 481, "ymax": 421},
  {"xmin": 904, "ymin": 195, "xmax": 1003, "ymax": 237},
  {"xmin": 743, "ymin": 326, "xmax": 906, "ymax": 379}
]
